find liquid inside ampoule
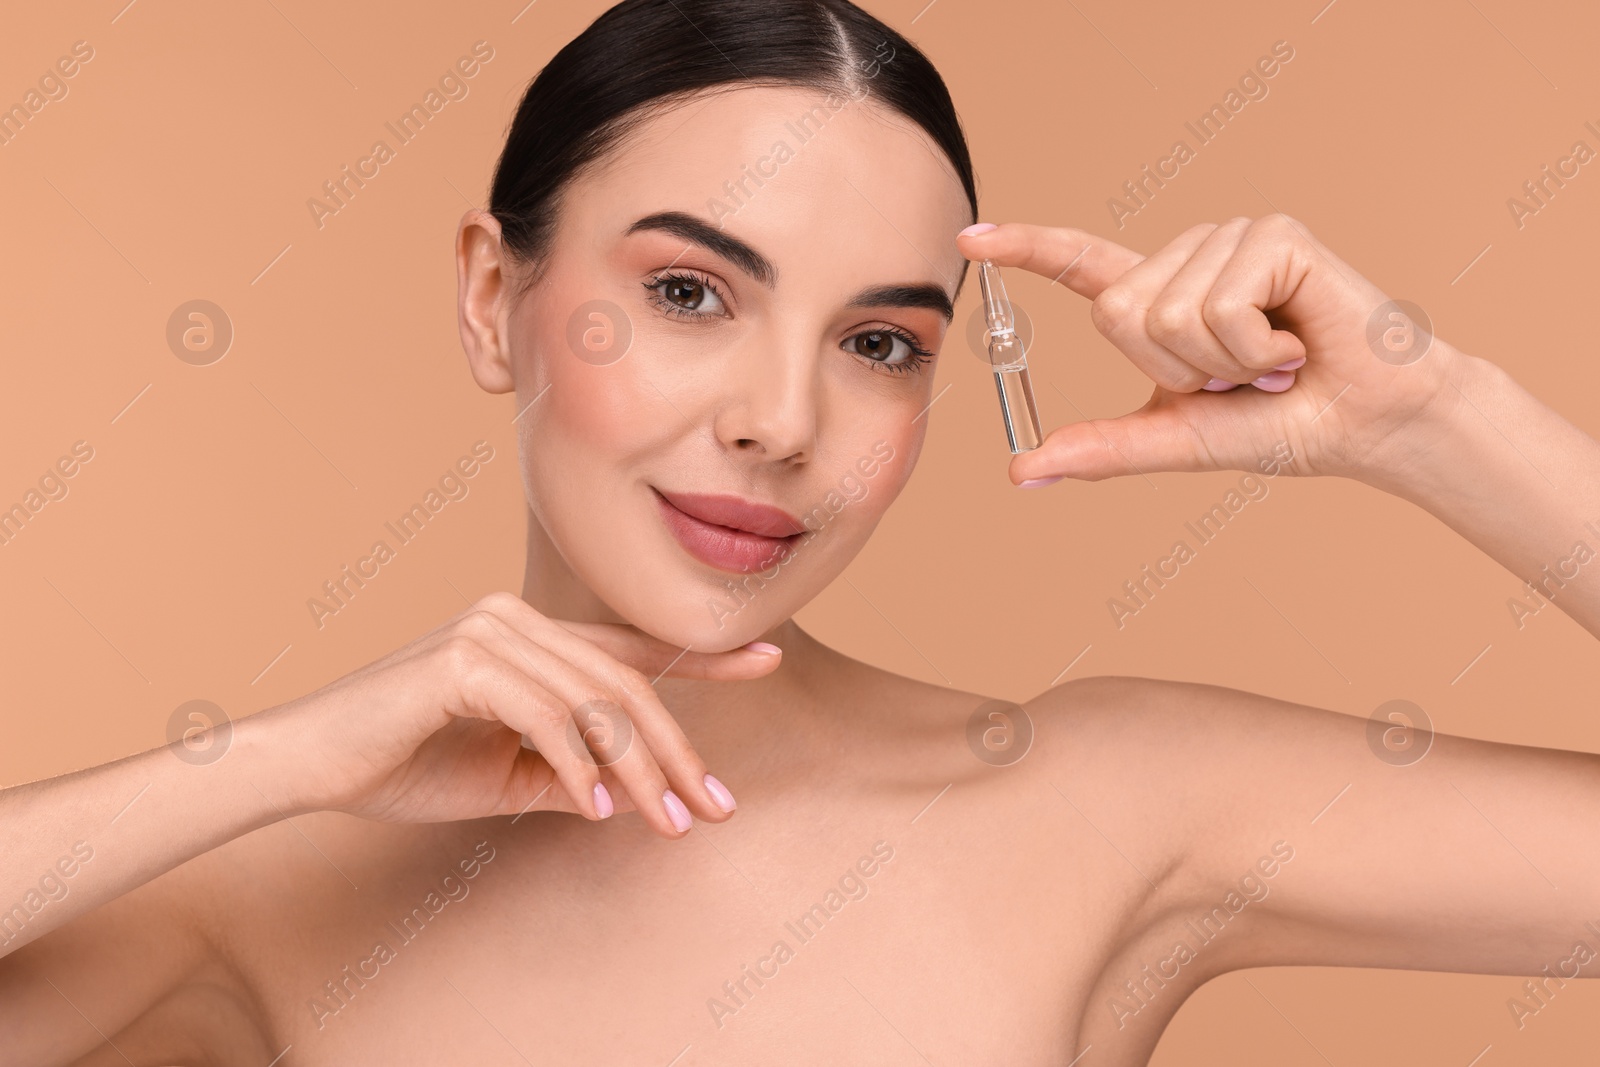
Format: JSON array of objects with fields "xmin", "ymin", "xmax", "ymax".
[
  {"xmin": 982, "ymin": 300, "xmax": 1042, "ymax": 453},
  {"xmin": 978, "ymin": 259, "xmax": 1043, "ymax": 453}
]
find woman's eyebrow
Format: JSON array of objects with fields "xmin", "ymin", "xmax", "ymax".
[
  {"xmin": 625, "ymin": 211, "xmax": 777, "ymax": 287},
  {"xmin": 844, "ymin": 283, "xmax": 954, "ymax": 323},
  {"xmin": 625, "ymin": 210, "xmax": 955, "ymax": 322}
]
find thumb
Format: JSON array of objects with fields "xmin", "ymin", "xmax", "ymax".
[{"xmin": 1011, "ymin": 386, "xmax": 1288, "ymax": 483}]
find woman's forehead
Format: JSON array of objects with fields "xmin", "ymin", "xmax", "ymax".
[{"xmin": 567, "ymin": 84, "xmax": 970, "ymax": 287}]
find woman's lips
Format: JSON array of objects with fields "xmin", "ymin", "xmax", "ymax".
[{"xmin": 652, "ymin": 488, "xmax": 805, "ymax": 573}]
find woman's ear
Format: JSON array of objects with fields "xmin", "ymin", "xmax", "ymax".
[{"xmin": 456, "ymin": 208, "xmax": 518, "ymax": 395}]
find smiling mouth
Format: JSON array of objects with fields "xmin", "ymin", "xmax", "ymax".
[{"xmin": 652, "ymin": 487, "xmax": 806, "ymax": 574}]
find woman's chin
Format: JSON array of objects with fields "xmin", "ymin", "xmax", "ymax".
[
  {"xmin": 599, "ymin": 574, "xmax": 796, "ymax": 655},
  {"xmin": 629, "ymin": 605, "xmax": 786, "ymax": 655}
]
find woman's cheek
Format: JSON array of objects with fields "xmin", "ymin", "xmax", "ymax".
[
  {"xmin": 542, "ymin": 357, "xmax": 665, "ymax": 458},
  {"xmin": 809, "ymin": 430, "xmax": 922, "ymax": 558},
  {"xmin": 859, "ymin": 410, "xmax": 923, "ymax": 506},
  {"xmin": 523, "ymin": 278, "xmax": 666, "ymax": 449}
]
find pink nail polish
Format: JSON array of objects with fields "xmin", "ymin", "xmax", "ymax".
[
  {"xmin": 1273, "ymin": 355, "xmax": 1307, "ymax": 371},
  {"xmin": 741, "ymin": 641, "xmax": 782, "ymax": 655},
  {"xmin": 593, "ymin": 782, "xmax": 614, "ymax": 819},
  {"xmin": 663, "ymin": 789, "xmax": 692, "ymax": 832},
  {"xmin": 703, "ymin": 773, "xmax": 737, "ymax": 812},
  {"xmin": 1018, "ymin": 475, "xmax": 1064, "ymax": 488},
  {"xmin": 1202, "ymin": 378, "xmax": 1240, "ymax": 391},
  {"xmin": 1251, "ymin": 370, "xmax": 1296, "ymax": 393},
  {"xmin": 959, "ymin": 222, "xmax": 997, "ymax": 236}
]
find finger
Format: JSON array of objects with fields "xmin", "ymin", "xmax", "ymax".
[
  {"xmin": 498, "ymin": 744, "xmax": 575, "ymax": 818},
  {"xmin": 592, "ymin": 762, "xmax": 639, "ymax": 815},
  {"xmin": 1202, "ymin": 217, "xmax": 1320, "ymax": 371},
  {"xmin": 468, "ymin": 596, "xmax": 739, "ymax": 827},
  {"xmin": 1009, "ymin": 386, "xmax": 1291, "ymax": 483},
  {"xmin": 438, "ymin": 637, "xmax": 616, "ymax": 823},
  {"xmin": 1144, "ymin": 218, "xmax": 1265, "ymax": 383},
  {"xmin": 533, "ymin": 622, "xmax": 742, "ymax": 825},
  {"xmin": 458, "ymin": 610, "xmax": 701, "ymax": 838},
  {"xmin": 444, "ymin": 594, "xmax": 782, "ymax": 683},
  {"xmin": 1011, "ymin": 397, "xmax": 1204, "ymax": 482},
  {"xmin": 955, "ymin": 222, "xmax": 1144, "ymax": 301},
  {"xmin": 494, "ymin": 741, "xmax": 645, "ymax": 820},
  {"xmin": 1086, "ymin": 223, "xmax": 1222, "ymax": 392},
  {"xmin": 505, "ymin": 746, "xmax": 645, "ymax": 821}
]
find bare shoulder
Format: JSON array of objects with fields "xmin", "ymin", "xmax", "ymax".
[
  {"xmin": 1020, "ymin": 673, "xmax": 1366, "ymax": 771},
  {"xmin": 1022, "ymin": 672, "xmax": 1356, "ymax": 723},
  {"xmin": 1017, "ymin": 675, "xmax": 1371, "ymax": 877},
  {"xmin": 1020, "ymin": 672, "xmax": 1375, "ymax": 802}
]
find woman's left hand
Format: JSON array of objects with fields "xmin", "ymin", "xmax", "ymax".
[{"xmin": 957, "ymin": 216, "xmax": 1474, "ymax": 490}]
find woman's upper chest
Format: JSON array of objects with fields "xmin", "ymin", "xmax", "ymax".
[{"xmin": 249, "ymin": 775, "xmax": 1134, "ymax": 1064}]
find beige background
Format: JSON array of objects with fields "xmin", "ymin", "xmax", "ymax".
[{"xmin": 2, "ymin": 0, "xmax": 1598, "ymax": 1061}]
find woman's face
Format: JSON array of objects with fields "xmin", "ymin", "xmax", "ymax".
[{"xmin": 467, "ymin": 84, "xmax": 972, "ymax": 651}]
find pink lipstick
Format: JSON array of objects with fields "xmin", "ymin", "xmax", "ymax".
[{"xmin": 653, "ymin": 488, "xmax": 806, "ymax": 573}]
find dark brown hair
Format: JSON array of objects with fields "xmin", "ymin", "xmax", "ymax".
[{"xmin": 488, "ymin": 0, "xmax": 978, "ymax": 284}]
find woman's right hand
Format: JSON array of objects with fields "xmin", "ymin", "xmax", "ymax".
[{"xmin": 254, "ymin": 591, "xmax": 779, "ymax": 838}]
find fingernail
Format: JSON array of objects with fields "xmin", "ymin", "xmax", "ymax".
[
  {"xmin": 703, "ymin": 773, "xmax": 737, "ymax": 812},
  {"xmin": 958, "ymin": 222, "xmax": 997, "ymax": 237},
  {"xmin": 663, "ymin": 788, "xmax": 692, "ymax": 832},
  {"xmin": 1273, "ymin": 356, "xmax": 1307, "ymax": 371},
  {"xmin": 1202, "ymin": 378, "xmax": 1240, "ymax": 391},
  {"xmin": 593, "ymin": 782, "xmax": 614, "ymax": 819},
  {"xmin": 742, "ymin": 641, "xmax": 781, "ymax": 655},
  {"xmin": 1018, "ymin": 475, "xmax": 1064, "ymax": 488},
  {"xmin": 1251, "ymin": 370, "xmax": 1296, "ymax": 393}
]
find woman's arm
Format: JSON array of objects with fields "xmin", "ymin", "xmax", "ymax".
[
  {"xmin": 0, "ymin": 718, "xmax": 289, "ymax": 959},
  {"xmin": 1030, "ymin": 676, "xmax": 1600, "ymax": 1051},
  {"xmin": 957, "ymin": 216, "xmax": 1600, "ymax": 640},
  {"xmin": 1371, "ymin": 348, "xmax": 1600, "ymax": 640},
  {"xmin": 0, "ymin": 591, "xmax": 772, "ymax": 958},
  {"xmin": 0, "ymin": 725, "xmax": 287, "ymax": 1059},
  {"xmin": 972, "ymin": 214, "xmax": 1599, "ymax": 1048},
  {"xmin": 0, "ymin": 591, "xmax": 778, "ymax": 1062}
]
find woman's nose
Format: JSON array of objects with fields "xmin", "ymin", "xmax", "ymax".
[{"xmin": 714, "ymin": 341, "xmax": 818, "ymax": 464}]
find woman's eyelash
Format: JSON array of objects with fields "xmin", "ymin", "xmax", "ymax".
[
  {"xmin": 858, "ymin": 329, "xmax": 934, "ymax": 375},
  {"xmin": 643, "ymin": 270, "xmax": 723, "ymax": 320},
  {"xmin": 641, "ymin": 270, "xmax": 934, "ymax": 375}
]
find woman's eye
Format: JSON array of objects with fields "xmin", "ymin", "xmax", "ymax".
[
  {"xmin": 848, "ymin": 329, "xmax": 929, "ymax": 373},
  {"xmin": 648, "ymin": 273, "xmax": 725, "ymax": 317}
]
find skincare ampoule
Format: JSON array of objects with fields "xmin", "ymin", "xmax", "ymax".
[{"xmin": 978, "ymin": 258, "xmax": 1042, "ymax": 453}]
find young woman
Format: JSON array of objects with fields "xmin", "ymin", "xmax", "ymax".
[{"xmin": 3, "ymin": 0, "xmax": 1597, "ymax": 1063}]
